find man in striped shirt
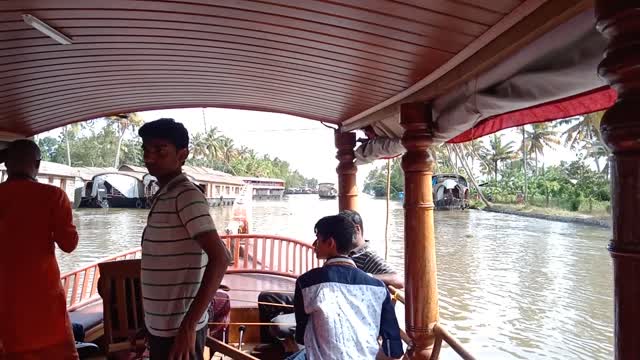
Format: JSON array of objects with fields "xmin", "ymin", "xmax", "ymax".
[{"xmin": 139, "ymin": 118, "xmax": 231, "ymax": 360}]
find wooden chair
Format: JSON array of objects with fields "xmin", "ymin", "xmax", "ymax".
[{"xmin": 97, "ymin": 259, "xmax": 146, "ymax": 357}]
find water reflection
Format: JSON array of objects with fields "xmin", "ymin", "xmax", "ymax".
[{"xmin": 59, "ymin": 195, "xmax": 613, "ymax": 359}]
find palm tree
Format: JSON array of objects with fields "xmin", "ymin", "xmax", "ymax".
[
  {"xmin": 217, "ymin": 136, "xmax": 237, "ymax": 174},
  {"xmin": 106, "ymin": 113, "xmax": 143, "ymax": 168},
  {"xmin": 202, "ymin": 127, "xmax": 222, "ymax": 167},
  {"xmin": 526, "ymin": 123, "xmax": 560, "ymax": 174},
  {"xmin": 557, "ymin": 111, "xmax": 610, "ymax": 173},
  {"xmin": 462, "ymin": 140, "xmax": 483, "ymax": 173},
  {"xmin": 61, "ymin": 123, "xmax": 81, "ymax": 166},
  {"xmin": 480, "ymin": 134, "xmax": 516, "ymax": 182},
  {"xmin": 451, "ymin": 144, "xmax": 491, "ymax": 207}
]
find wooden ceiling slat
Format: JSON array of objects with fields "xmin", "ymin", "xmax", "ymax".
[
  {"xmin": 2, "ymin": 42, "xmax": 414, "ymax": 89},
  {"xmin": 451, "ymin": 0, "xmax": 524, "ymax": 14},
  {"xmin": 0, "ymin": 9, "xmax": 438, "ymax": 54},
  {"xmin": 0, "ymin": 48, "xmax": 406, "ymax": 95},
  {"xmin": 0, "ymin": 59, "xmax": 403, "ymax": 90},
  {"xmin": 0, "ymin": 0, "xmax": 554, "ymax": 136},
  {"xmin": 323, "ymin": 0, "xmax": 490, "ymax": 33},
  {"xmin": 0, "ymin": 44, "xmax": 410, "ymax": 91},
  {"xmin": 257, "ymin": 0, "xmax": 479, "ymax": 41},
  {"xmin": 4, "ymin": 26, "xmax": 421, "ymax": 71},
  {"xmin": 23, "ymin": 100, "xmax": 338, "ymax": 135},
  {"xmin": 2, "ymin": 18, "xmax": 431, "ymax": 63},
  {"xmin": 12, "ymin": 94, "xmax": 343, "ymax": 124},
  {"xmin": 13, "ymin": 95, "xmax": 344, "ymax": 130},
  {"xmin": 392, "ymin": 0, "xmax": 506, "ymax": 25},
  {"xmin": 2, "ymin": 83, "xmax": 373, "ymax": 115},
  {"xmin": 0, "ymin": 67, "xmax": 402, "ymax": 100},
  {"xmin": 0, "ymin": 64, "xmax": 389, "ymax": 101},
  {"xmin": 2, "ymin": 35, "xmax": 417, "ymax": 80},
  {"xmin": 1, "ymin": 73, "xmax": 385, "ymax": 106},
  {"xmin": 0, "ymin": 2, "xmax": 468, "ymax": 50}
]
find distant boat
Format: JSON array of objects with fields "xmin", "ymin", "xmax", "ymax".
[
  {"xmin": 79, "ymin": 172, "xmax": 146, "ymax": 209},
  {"xmin": 432, "ymin": 174, "xmax": 469, "ymax": 210},
  {"xmin": 318, "ymin": 182, "xmax": 338, "ymax": 199}
]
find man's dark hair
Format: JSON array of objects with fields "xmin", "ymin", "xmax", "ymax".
[
  {"xmin": 3, "ymin": 139, "xmax": 41, "ymax": 166},
  {"xmin": 314, "ymin": 215, "xmax": 356, "ymax": 254},
  {"xmin": 138, "ymin": 118, "xmax": 189, "ymax": 149},
  {"xmin": 338, "ymin": 209, "xmax": 364, "ymax": 236}
]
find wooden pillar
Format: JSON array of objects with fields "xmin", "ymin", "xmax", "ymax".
[
  {"xmin": 595, "ymin": 2, "xmax": 640, "ymax": 359},
  {"xmin": 401, "ymin": 103, "xmax": 438, "ymax": 359},
  {"xmin": 335, "ymin": 130, "xmax": 358, "ymax": 212}
]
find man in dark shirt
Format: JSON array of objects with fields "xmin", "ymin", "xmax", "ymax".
[{"xmin": 255, "ymin": 210, "xmax": 404, "ymax": 351}]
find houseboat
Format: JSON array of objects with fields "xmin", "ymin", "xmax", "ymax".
[
  {"xmin": 432, "ymin": 174, "xmax": 469, "ymax": 210},
  {"xmin": 119, "ymin": 164, "xmax": 244, "ymax": 207},
  {"xmin": 78, "ymin": 171, "xmax": 146, "ymax": 209},
  {"xmin": 0, "ymin": 160, "xmax": 82, "ymax": 204},
  {"xmin": 318, "ymin": 182, "xmax": 338, "ymax": 199},
  {"xmin": 183, "ymin": 166, "xmax": 244, "ymax": 206},
  {"xmin": 240, "ymin": 177, "xmax": 285, "ymax": 200},
  {"xmin": 1, "ymin": 2, "xmax": 638, "ymax": 360}
]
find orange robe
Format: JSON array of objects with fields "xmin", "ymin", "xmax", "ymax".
[{"xmin": 0, "ymin": 179, "xmax": 79, "ymax": 359}]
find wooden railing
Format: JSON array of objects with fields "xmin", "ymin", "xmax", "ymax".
[
  {"xmin": 63, "ymin": 235, "xmax": 320, "ymax": 311},
  {"xmin": 388, "ymin": 286, "xmax": 476, "ymax": 360},
  {"xmin": 62, "ymin": 248, "xmax": 142, "ymax": 311},
  {"xmin": 222, "ymin": 234, "xmax": 322, "ymax": 278}
]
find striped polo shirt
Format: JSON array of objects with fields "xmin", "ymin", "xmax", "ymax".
[{"xmin": 141, "ymin": 173, "xmax": 216, "ymax": 337}]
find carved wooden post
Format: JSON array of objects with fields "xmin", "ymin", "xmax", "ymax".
[
  {"xmin": 596, "ymin": 2, "xmax": 640, "ymax": 359},
  {"xmin": 401, "ymin": 103, "xmax": 438, "ymax": 359},
  {"xmin": 335, "ymin": 130, "xmax": 358, "ymax": 211}
]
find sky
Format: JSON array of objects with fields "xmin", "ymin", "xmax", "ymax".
[{"xmin": 37, "ymin": 107, "xmax": 581, "ymax": 186}]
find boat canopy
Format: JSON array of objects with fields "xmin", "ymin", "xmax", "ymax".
[
  {"xmin": 90, "ymin": 172, "xmax": 144, "ymax": 198},
  {"xmin": 0, "ymin": 1, "xmax": 609, "ymax": 146}
]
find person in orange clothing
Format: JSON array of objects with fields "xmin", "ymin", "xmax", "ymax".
[{"xmin": 0, "ymin": 139, "xmax": 79, "ymax": 360}]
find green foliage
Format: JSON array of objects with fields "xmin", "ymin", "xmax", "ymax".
[
  {"xmin": 362, "ymin": 117, "xmax": 611, "ymax": 214},
  {"xmin": 363, "ymin": 158, "xmax": 403, "ymax": 199}
]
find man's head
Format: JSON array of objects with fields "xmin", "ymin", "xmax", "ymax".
[
  {"xmin": 313, "ymin": 215, "xmax": 356, "ymax": 259},
  {"xmin": 2, "ymin": 139, "xmax": 41, "ymax": 179},
  {"xmin": 338, "ymin": 209, "xmax": 364, "ymax": 247},
  {"xmin": 362, "ymin": 125, "xmax": 377, "ymax": 139},
  {"xmin": 138, "ymin": 118, "xmax": 189, "ymax": 178}
]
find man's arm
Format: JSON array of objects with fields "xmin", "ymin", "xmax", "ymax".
[
  {"xmin": 53, "ymin": 189, "xmax": 78, "ymax": 253},
  {"xmin": 377, "ymin": 291, "xmax": 404, "ymax": 360},
  {"xmin": 357, "ymin": 250, "xmax": 404, "ymax": 289},
  {"xmin": 170, "ymin": 187, "xmax": 231, "ymax": 359},
  {"xmin": 182, "ymin": 230, "xmax": 231, "ymax": 331},
  {"xmin": 373, "ymin": 273, "xmax": 404, "ymax": 289}
]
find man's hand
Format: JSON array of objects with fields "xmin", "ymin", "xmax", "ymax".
[{"xmin": 169, "ymin": 323, "xmax": 196, "ymax": 360}]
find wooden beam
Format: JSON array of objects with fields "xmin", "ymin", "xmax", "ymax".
[
  {"xmin": 335, "ymin": 130, "xmax": 358, "ymax": 212},
  {"xmin": 401, "ymin": 103, "xmax": 438, "ymax": 360},
  {"xmin": 342, "ymin": 0, "xmax": 593, "ymax": 132},
  {"xmin": 206, "ymin": 336, "xmax": 260, "ymax": 360},
  {"xmin": 595, "ymin": 1, "xmax": 640, "ymax": 359}
]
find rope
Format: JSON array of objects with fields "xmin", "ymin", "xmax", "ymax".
[
  {"xmin": 384, "ymin": 158, "xmax": 391, "ymax": 261},
  {"xmin": 214, "ymin": 296, "xmax": 294, "ymax": 308},
  {"xmin": 208, "ymin": 322, "xmax": 296, "ymax": 327},
  {"xmin": 224, "ymin": 288, "xmax": 294, "ymax": 294}
]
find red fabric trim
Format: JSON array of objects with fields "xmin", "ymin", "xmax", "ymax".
[{"xmin": 447, "ymin": 87, "xmax": 617, "ymax": 143}]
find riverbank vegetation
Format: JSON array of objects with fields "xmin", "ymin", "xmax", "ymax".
[
  {"xmin": 363, "ymin": 111, "xmax": 611, "ymax": 217},
  {"xmin": 36, "ymin": 114, "xmax": 318, "ymax": 189}
]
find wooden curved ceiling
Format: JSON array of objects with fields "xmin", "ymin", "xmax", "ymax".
[{"xmin": 0, "ymin": 0, "xmax": 526, "ymax": 136}]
